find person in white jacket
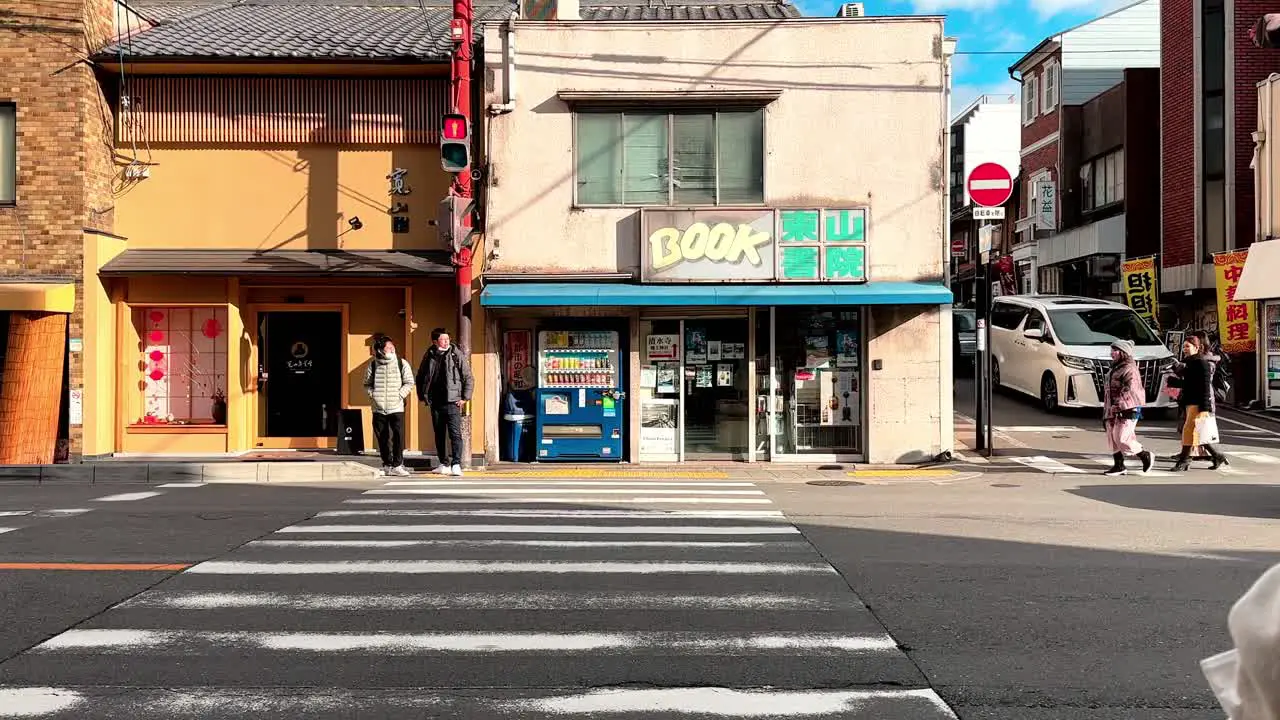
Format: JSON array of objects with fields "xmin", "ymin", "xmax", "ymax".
[
  {"xmin": 1203, "ymin": 561, "xmax": 1280, "ymax": 720},
  {"xmin": 363, "ymin": 335, "xmax": 415, "ymax": 476}
]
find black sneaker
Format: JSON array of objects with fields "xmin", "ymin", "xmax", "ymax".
[
  {"xmin": 1138, "ymin": 451, "xmax": 1153, "ymax": 473},
  {"xmin": 1103, "ymin": 465, "xmax": 1128, "ymax": 476}
]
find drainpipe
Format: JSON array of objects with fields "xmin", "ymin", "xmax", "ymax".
[
  {"xmin": 489, "ymin": 13, "xmax": 518, "ymax": 116},
  {"xmin": 941, "ymin": 35, "xmax": 957, "ymax": 459}
]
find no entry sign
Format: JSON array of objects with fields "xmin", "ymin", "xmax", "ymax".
[{"xmin": 967, "ymin": 163, "xmax": 1013, "ymax": 208}]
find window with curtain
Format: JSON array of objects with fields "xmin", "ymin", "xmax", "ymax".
[
  {"xmin": 0, "ymin": 104, "xmax": 15, "ymax": 205},
  {"xmin": 574, "ymin": 110, "xmax": 764, "ymax": 205},
  {"xmin": 1082, "ymin": 149, "xmax": 1125, "ymax": 211},
  {"xmin": 135, "ymin": 307, "xmax": 229, "ymax": 425}
]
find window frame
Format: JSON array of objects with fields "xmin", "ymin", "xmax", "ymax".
[
  {"xmin": 132, "ymin": 305, "xmax": 231, "ymax": 427},
  {"xmin": 0, "ymin": 102, "xmax": 15, "ymax": 206},
  {"xmin": 572, "ymin": 108, "xmax": 767, "ymax": 208},
  {"xmin": 1081, "ymin": 148, "xmax": 1126, "ymax": 212},
  {"xmin": 1022, "ymin": 75, "xmax": 1039, "ymax": 125},
  {"xmin": 1041, "ymin": 62, "xmax": 1059, "ymax": 113}
]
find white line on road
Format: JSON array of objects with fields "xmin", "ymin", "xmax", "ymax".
[
  {"xmin": 0, "ymin": 528, "xmax": 15, "ymax": 535},
  {"xmin": 1008, "ymin": 456, "xmax": 1087, "ymax": 473},
  {"xmin": 120, "ymin": 591, "xmax": 834, "ymax": 611},
  {"xmin": 382, "ymin": 481, "xmax": 758, "ymax": 487},
  {"xmin": 317, "ymin": 509, "xmax": 786, "ymax": 519},
  {"xmin": 37, "ymin": 509, "xmax": 92, "ymax": 517},
  {"xmin": 1217, "ymin": 413, "xmax": 1280, "ymax": 438},
  {"xmin": 0, "ymin": 511, "xmax": 33, "ymax": 517},
  {"xmin": 250, "ymin": 538, "xmax": 803, "ymax": 549},
  {"xmin": 184, "ymin": 560, "xmax": 837, "ymax": 575},
  {"xmin": 277, "ymin": 524, "xmax": 800, "ymax": 535},
  {"xmin": 1086, "ymin": 456, "xmax": 1173, "ymax": 477},
  {"xmin": 501, "ymin": 687, "xmax": 955, "ymax": 716},
  {"xmin": 0, "ymin": 687, "xmax": 86, "ymax": 716},
  {"xmin": 1229, "ymin": 451, "xmax": 1280, "ymax": 464},
  {"xmin": 345, "ymin": 498, "xmax": 777, "ymax": 505},
  {"xmin": 366, "ymin": 488, "xmax": 766, "ymax": 495},
  {"xmin": 34, "ymin": 629, "xmax": 897, "ymax": 654},
  {"xmin": 92, "ymin": 492, "xmax": 163, "ymax": 502},
  {"xmin": 157, "ymin": 482, "xmax": 206, "ymax": 488},
  {"xmin": 996, "ymin": 426, "xmax": 1085, "ymax": 433}
]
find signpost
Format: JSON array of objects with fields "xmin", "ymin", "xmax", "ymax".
[{"xmin": 966, "ymin": 163, "xmax": 1010, "ymax": 458}]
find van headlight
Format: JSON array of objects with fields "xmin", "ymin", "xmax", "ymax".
[{"xmin": 1057, "ymin": 353, "xmax": 1094, "ymax": 371}]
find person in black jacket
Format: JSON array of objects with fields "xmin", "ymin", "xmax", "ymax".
[{"xmin": 1170, "ymin": 335, "xmax": 1228, "ymax": 471}]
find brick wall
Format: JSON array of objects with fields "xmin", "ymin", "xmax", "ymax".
[
  {"xmin": 1234, "ymin": 0, "xmax": 1280, "ymax": 250},
  {"xmin": 0, "ymin": 0, "xmax": 117, "ymax": 458},
  {"xmin": 1161, "ymin": 0, "xmax": 1196, "ymax": 268}
]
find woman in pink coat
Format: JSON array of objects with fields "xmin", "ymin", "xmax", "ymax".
[{"xmin": 1102, "ymin": 339, "xmax": 1154, "ymax": 476}]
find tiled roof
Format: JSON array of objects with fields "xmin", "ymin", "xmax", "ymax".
[
  {"xmin": 579, "ymin": 2, "xmax": 799, "ymax": 20},
  {"xmin": 104, "ymin": 1, "xmax": 515, "ymax": 59},
  {"xmin": 110, "ymin": 0, "xmax": 800, "ymax": 59}
]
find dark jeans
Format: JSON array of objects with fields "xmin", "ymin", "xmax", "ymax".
[
  {"xmin": 371, "ymin": 411, "xmax": 404, "ymax": 467},
  {"xmin": 431, "ymin": 403, "xmax": 464, "ymax": 467}
]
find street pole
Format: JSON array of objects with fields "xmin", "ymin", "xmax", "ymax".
[
  {"xmin": 450, "ymin": 0, "xmax": 474, "ymax": 463},
  {"xmin": 974, "ymin": 222, "xmax": 993, "ymax": 457}
]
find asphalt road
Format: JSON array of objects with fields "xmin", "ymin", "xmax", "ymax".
[{"xmin": 0, "ymin": 397, "xmax": 1277, "ymax": 719}]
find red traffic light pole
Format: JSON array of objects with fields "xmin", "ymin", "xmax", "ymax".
[{"xmin": 449, "ymin": 0, "xmax": 474, "ymax": 353}]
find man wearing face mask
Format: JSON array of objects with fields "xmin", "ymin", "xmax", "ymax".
[
  {"xmin": 364, "ymin": 334, "xmax": 415, "ymax": 477},
  {"xmin": 416, "ymin": 328, "xmax": 474, "ymax": 476}
]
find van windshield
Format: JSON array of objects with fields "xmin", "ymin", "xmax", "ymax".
[{"xmin": 1047, "ymin": 308, "xmax": 1162, "ymax": 346}]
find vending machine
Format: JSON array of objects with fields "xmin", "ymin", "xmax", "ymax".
[
  {"xmin": 1265, "ymin": 301, "xmax": 1280, "ymax": 409},
  {"xmin": 535, "ymin": 329, "xmax": 624, "ymax": 460}
]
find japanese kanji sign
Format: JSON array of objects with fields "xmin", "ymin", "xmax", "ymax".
[
  {"xmin": 1213, "ymin": 250, "xmax": 1257, "ymax": 354},
  {"xmin": 1120, "ymin": 256, "xmax": 1159, "ymax": 330},
  {"xmin": 778, "ymin": 208, "xmax": 868, "ymax": 283}
]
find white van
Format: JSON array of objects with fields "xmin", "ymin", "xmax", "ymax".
[{"xmin": 988, "ymin": 294, "xmax": 1178, "ymax": 414}]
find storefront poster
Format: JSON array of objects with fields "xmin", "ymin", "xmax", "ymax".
[
  {"xmin": 820, "ymin": 370, "xmax": 859, "ymax": 426},
  {"xmin": 722, "ymin": 342, "xmax": 745, "ymax": 360},
  {"xmin": 686, "ymin": 329, "xmax": 708, "ymax": 363},
  {"xmin": 835, "ymin": 330, "xmax": 859, "ymax": 368},
  {"xmin": 1121, "ymin": 257, "xmax": 1159, "ymax": 330},
  {"xmin": 543, "ymin": 394, "xmax": 569, "ymax": 415},
  {"xmin": 695, "ymin": 365, "xmax": 713, "ymax": 388},
  {"xmin": 708, "ymin": 341, "xmax": 722, "ymax": 361},
  {"xmin": 503, "ymin": 330, "xmax": 534, "ymax": 390},
  {"xmin": 639, "ymin": 365, "xmax": 657, "ymax": 389},
  {"xmin": 646, "ymin": 334, "xmax": 679, "ymax": 361},
  {"xmin": 640, "ymin": 402, "xmax": 678, "ymax": 456},
  {"xmin": 804, "ymin": 336, "xmax": 830, "ymax": 367},
  {"xmin": 716, "ymin": 363, "xmax": 733, "ymax": 387},
  {"xmin": 1165, "ymin": 330, "xmax": 1185, "ymax": 360},
  {"xmin": 656, "ymin": 364, "xmax": 678, "ymax": 393},
  {"xmin": 1213, "ymin": 250, "xmax": 1258, "ymax": 353}
]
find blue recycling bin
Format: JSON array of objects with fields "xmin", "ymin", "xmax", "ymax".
[{"xmin": 500, "ymin": 390, "xmax": 535, "ymax": 462}]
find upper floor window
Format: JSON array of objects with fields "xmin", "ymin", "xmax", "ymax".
[
  {"xmin": 1041, "ymin": 62, "xmax": 1059, "ymax": 113},
  {"xmin": 575, "ymin": 110, "xmax": 764, "ymax": 206},
  {"xmin": 1022, "ymin": 76, "xmax": 1038, "ymax": 124},
  {"xmin": 1081, "ymin": 148, "xmax": 1125, "ymax": 211},
  {"xmin": 0, "ymin": 104, "xmax": 14, "ymax": 205}
]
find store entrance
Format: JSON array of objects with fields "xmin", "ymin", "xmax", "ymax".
[{"xmin": 682, "ymin": 318, "xmax": 750, "ymax": 460}]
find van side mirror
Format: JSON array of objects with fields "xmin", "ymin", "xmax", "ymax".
[{"xmin": 1023, "ymin": 327, "xmax": 1045, "ymax": 341}]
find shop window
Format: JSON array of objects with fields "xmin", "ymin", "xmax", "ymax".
[
  {"xmin": 1082, "ymin": 149, "xmax": 1124, "ymax": 212},
  {"xmin": 1016, "ymin": 260, "xmax": 1033, "ymax": 294},
  {"xmin": 772, "ymin": 307, "xmax": 861, "ymax": 455},
  {"xmin": 134, "ymin": 307, "xmax": 229, "ymax": 426},
  {"xmin": 574, "ymin": 110, "xmax": 764, "ymax": 206},
  {"xmin": 0, "ymin": 103, "xmax": 14, "ymax": 205}
]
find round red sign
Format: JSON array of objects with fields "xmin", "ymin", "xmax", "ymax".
[{"xmin": 966, "ymin": 162, "xmax": 1013, "ymax": 208}]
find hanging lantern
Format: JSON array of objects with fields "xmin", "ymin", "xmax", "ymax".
[
  {"xmin": 149, "ymin": 330, "xmax": 164, "ymax": 343},
  {"xmin": 149, "ymin": 310, "xmax": 165, "ymax": 323},
  {"xmin": 149, "ymin": 350, "xmax": 164, "ymax": 362},
  {"xmin": 202, "ymin": 317, "xmax": 223, "ymax": 339},
  {"xmin": 149, "ymin": 369, "xmax": 165, "ymax": 381}
]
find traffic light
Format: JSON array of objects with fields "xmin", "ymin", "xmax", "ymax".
[
  {"xmin": 437, "ymin": 194, "xmax": 477, "ymax": 251},
  {"xmin": 441, "ymin": 113, "xmax": 470, "ymax": 173}
]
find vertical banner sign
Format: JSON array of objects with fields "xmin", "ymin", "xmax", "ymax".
[
  {"xmin": 503, "ymin": 330, "xmax": 533, "ymax": 390},
  {"xmin": 1120, "ymin": 257, "xmax": 1159, "ymax": 329},
  {"xmin": 1214, "ymin": 250, "xmax": 1258, "ymax": 353}
]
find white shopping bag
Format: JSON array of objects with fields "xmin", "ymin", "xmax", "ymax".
[{"xmin": 1196, "ymin": 414, "xmax": 1222, "ymax": 444}]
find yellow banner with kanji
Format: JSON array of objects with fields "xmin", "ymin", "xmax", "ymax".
[
  {"xmin": 1121, "ymin": 256, "xmax": 1159, "ymax": 329},
  {"xmin": 1213, "ymin": 250, "xmax": 1257, "ymax": 353}
]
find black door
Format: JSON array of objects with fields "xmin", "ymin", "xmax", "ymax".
[{"xmin": 260, "ymin": 311, "xmax": 342, "ymax": 438}]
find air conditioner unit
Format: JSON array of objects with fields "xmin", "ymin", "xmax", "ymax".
[{"xmin": 838, "ymin": 2, "xmax": 864, "ymax": 17}]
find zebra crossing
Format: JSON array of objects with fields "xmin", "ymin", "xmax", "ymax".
[
  {"xmin": 995, "ymin": 450, "xmax": 1280, "ymax": 475},
  {"xmin": 0, "ymin": 476, "xmax": 956, "ymax": 719},
  {"xmin": 0, "ymin": 508, "xmax": 92, "ymax": 536}
]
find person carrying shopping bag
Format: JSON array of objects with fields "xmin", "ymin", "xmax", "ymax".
[
  {"xmin": 363, "ymin": 334, "xmax": 415, "ymax": 477},
  {"xmin": 1170, "ymin": 334, "xmax": 1228, "ymax": 471},
  {"xmin": 1102, "ymin": 339, "xmax": 1154, "ymax": 476}
]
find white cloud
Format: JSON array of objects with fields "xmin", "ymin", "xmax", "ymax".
[
  {"xmin": 913, "ymin": 0, "xmax": 1002, "ymax": 13},
  {"xmin": 1027, "ymin": 0, "xmax": 1131, "ymax": 20},
  {"xmin": 950, "ymin": 78, "xmax": 1020, "ymax": 119}
]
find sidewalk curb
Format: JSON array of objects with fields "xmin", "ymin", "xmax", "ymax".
[{"xmin": 0, "ymin": 461, "xmax": 382, "ymax": 485}]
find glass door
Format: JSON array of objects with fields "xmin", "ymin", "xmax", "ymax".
[
  {"xmin": 639, "ymin": 320, "xmax": 681, "ymax": 462},
  {"xmin": 682, "ymin": 318, "xmax": 750, "ymax": 460}
]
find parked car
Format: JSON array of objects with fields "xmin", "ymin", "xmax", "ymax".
[
  {"xmin": 954, "ymin": 308, "xmax": 976, "ymax": 373},
  {"xmin": 988, "ymin": 294, "xmax": 1177, "ymax": 414}
]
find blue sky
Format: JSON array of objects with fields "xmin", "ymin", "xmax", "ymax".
[{"xmin": 795, "ymin": 0, "xmax": 1127, "ymax": 115}]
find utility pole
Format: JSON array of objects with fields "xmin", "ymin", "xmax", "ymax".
[{"xmin": 449, "ymin": 0, "xmax": 475, "ymax": 463}]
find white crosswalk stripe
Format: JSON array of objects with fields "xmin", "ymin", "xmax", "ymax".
[
  {"xmin": 5, "ymin": 477, "xmax": 955, "ymax": 719},
  {"xmin": 1085, "ymin": 456, "xmax": 1174, "ymax": 477},
  {"xmin": 1008, "ymin": 456, "xmax": 1087, "ymax": 473},
  {"xmin": 0, "ymin": 508, "xmax": 94, "ymax": 536},
  {"xmin": 991, "ymin": 450, "xmax": 1278, "ymax": 475}
]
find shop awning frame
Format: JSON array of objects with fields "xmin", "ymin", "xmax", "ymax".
[
  {"xmin": 1236, "ymin": 239, "xmax": 1280, "ymax": 301},
  {"xmin": 0, "ymin": 282, "xmax": 75, "ymax": 313},
  {"xmin": 480, "ymin": 281, "xmax": 953, "ymax": 307},
  {"xmin": 99, "ymin": 249, "xmax": 454, "ymax": 278}
]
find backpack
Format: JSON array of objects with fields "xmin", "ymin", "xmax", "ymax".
[{"xmin": 1213, "ymin": 365, "xmax": 1231, "ymax": 402}]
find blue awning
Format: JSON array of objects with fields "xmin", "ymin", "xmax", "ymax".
[{"xmin": 480, "ymin": 281, "xmax": 952, "ymax": 307}]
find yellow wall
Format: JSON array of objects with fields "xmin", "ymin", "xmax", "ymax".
[
  {"xmin": 115, "ymin": 147, "xmax": 450, "ymax": 251},
  {"xmin": 82, "ymin": 232, "xmax": 127, "ymax": 457}
]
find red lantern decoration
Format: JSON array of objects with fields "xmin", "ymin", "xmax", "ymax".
[
  {"xmin": 149, "ymin": 350, "xmax": 164, "ymax": 362},
  {"xmin": 149, "ymin": 310, "xmax": 165, "ymax": 323},
  {"xmin": 149, "ymin": 369, "xmax": 165, "ymax": 381},
  {"xmin": 149, "ymin": 330, "xmax": 164, "ymax": 343},
  {"xmin": 202, "ymin": 318, "xmax": 222, "ymax": 339}
]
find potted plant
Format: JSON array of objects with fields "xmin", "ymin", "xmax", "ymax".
[{"xmin": 211, "ymin": 388, "xmax": 227, "ymax": 425}]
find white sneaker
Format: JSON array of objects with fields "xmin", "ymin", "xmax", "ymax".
[
  {"xmin": 435, "ymin": 464, "xmax": 451, "ymax": 475},
  {"xmin": 449, "ymin": 464, "xmax": 463, "ymax": 477},
  {"xmin": 392, "ymin": 465, "xmax": 412, "ymax": 477},
  {"xmin": 376, "ymin": 466, "xmax": 390, "ymax": 477}
]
